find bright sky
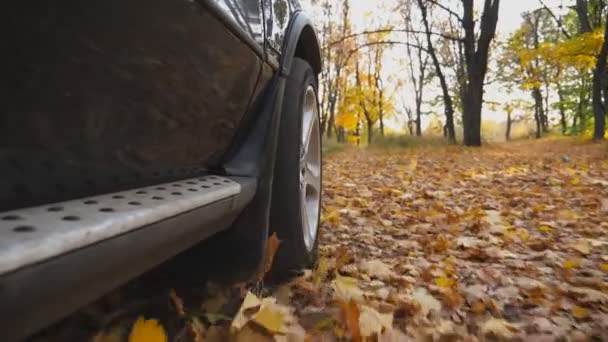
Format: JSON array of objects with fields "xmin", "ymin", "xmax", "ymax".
[{"xmin": 344, "ymin": 0, "xmax": 567, "ymax": 129}]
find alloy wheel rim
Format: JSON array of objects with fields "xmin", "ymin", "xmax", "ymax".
[{"xmin": 300, "ymin": 86, "xmax": 321, "ymax": 252}]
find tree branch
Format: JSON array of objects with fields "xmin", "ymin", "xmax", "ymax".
[
  {"xmin": 538, "ymin": 0, "xmax": 571, "ymax": 38},
  {"xmin": 341, "ymin": 41, "xmax": 429, "ymax": 68},
  {"xmin": 326, "ymin": 28, "xmax": 463, "ymax": 48},
  {"xmin": 427, "ymin": 0, "xmax": 463, "ymax": 22}
]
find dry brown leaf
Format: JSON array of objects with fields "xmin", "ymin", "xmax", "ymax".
[
  {"xmin": 358, "ymin": 305, "xmax": 393, "ymax": 338},
  {"xmin": 480, "ymin": 318, "xmax": 518, "ymax": 339},
  {"xmin": 359, "ymin": 259, "xmax": 394, "ymax": 280},
  {"xmin": 260, "ymin": 233, "xmax": 282, "ymax": 280},
  {"xmin": 411, "ymin": 288, "xmax": 441, "ymax": 317},
  {"xmin": 169, "ymin": 289, "xmax": 185, "ymax": 318},
  {"xmin": 338, "ymin": 300, "xmax": 361, "ymax": 342}
]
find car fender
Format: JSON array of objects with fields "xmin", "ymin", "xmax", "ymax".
[{"xmin": 279, "ymin": 11, "xmax": 322, "ymax": 77}]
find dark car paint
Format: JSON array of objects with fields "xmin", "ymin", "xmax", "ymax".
[
  {"xmin": 0, "ymin": 0, "xmax": 322, "ymax": 339},
  {"xmin": 0, "ymin": 0, "xmax": 270, "ymax": 211}
]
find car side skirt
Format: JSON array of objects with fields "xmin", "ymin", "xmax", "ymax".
[{"xmin": 0, "ymin": 176, "xmax": 256, "ymax": 342}]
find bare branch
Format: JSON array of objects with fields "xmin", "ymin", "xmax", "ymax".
[
  {"xmin": 427, "ymin": 0, "xmax": 463, "ymax": 22},
  {"xmin": 326, "ymin": 28, "xmax": 463, "ymax": 48},
  {"xmin": 341, "ymin": 41, "xmax": 429, "ymax": 68},
  {"xmin": 538, "ymin": 0, "xmax": 571, "ymax": 38}
]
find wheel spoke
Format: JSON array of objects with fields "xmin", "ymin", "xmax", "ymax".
[
  {"xmin": 305, "ymin": 163, "xmax": 320, "ymax": 194},
  {"xmin": 301, "ymin": 189, "xmax": 311, "ymax": 243}
]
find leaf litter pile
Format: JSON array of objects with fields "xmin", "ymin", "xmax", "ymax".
[{"xmin": 65, "ymin": 140, "xmax": 608, "ymax": 341}]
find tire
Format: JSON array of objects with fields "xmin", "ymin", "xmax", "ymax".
[{"xmin": 269, "ymin": 58, "xmax": 322, "ymax": 280}]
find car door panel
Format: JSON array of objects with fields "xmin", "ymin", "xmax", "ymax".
[{"xmin": 0, "ymin": 0, "xmax": 263, "ymax": 211}]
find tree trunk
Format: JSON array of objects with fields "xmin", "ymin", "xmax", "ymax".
[
  {"xmin": 576, "ymin": 0, "xmax": 592, "ymax": 33},
  {"xmin": 506, "ymin": 111, "xmax": 512, "ymax": 141},
  {"xmin": 532, "ymin": 87, "xmax": 544, "ymax": 139},
  {"xmin": 366, "ymin": 119, "xmax": 373, "ymax": 145},
  {"xmin": 462, "ymin": 76, "xmax": 483, "ymax": 146},
  {"xmin": 418, "ymin": 0, "xmax": 456, "ymax": 144},
  {"xmin": 558, "ymin": 83, "xmax": 567, "ymax": 134},
  {"xmin": 461, "ymin": 0, "xmax": 500, "ymax": 147},
  {"xmin": 592, "ymin": 14, "xmax": 608, "ymax": 140},
  {"xmin": 543, "ymin": 82, "xmax": 550, "ymax": 132},
  {"xmin": 415, "ymin": 98, "xmax": 422, "ymax": 136}
]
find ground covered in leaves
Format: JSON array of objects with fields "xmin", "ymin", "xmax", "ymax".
[{"xmin": 86, "ymin": 139, "xmax": 608, "ymax": 341}]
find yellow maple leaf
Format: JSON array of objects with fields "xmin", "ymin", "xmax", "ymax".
[
  {"xmin": 128, "ymin": 318, "xmax": 167, "ymax": 342},
  {"xmin": 570, "ymin": 177, "xmax": 581, "ymax": 186},
  {"xmin": 572, "ymin": 306, "xmax": 589, "ymax": 319},
  {"xmin": 600, "ymin": 263, "xmax": 608, "ymax": 273},
  {"xmin": 564, "ymin": 259, "xmax": 581, "ymax": 269},
  {"xmin": 435, "ymin": 276, "xmax": 455, "ymax": 288},
  {"xmin": 322, "ymin": 210, "xmax": 340, "ymax": 225},
  {"xmin": 253, "ymin": 305, "xmax": 286, "ymax": 334},
  {"xmin": 538, "ymin": 225, "xmax": 553, "ymax": 234}
]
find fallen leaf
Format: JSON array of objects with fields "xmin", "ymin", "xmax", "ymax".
[
  {"xmin": 358, "ymin": 305, "xmax": 393, "ymax": 338},
  {"xmin": 312, "ymin": 256, "xmax": 329, "ymax": 287},
  {"xmin": 232, "ymin": 291, "xmax": 262, "ymax": 331},
  {"xmin": 188, "ymin": 318, "xmax": 204, "ymax": 342},
  {"xmin": 571, "ymin": 306, "xmax": 589, "ymax": 320},
  {"xmin": 359, "ymin": 259, "xmax": 394, "ymax": 280},
  {"xmin": 259, "ymin": 233, "xmax": 281, "ymax": 281},
  {"xmin": 338, "ymin": 300, "xmax": 361, "ymax": 342},
  {"xmin": 253, "ymin": 304, "xmax": 287, "ymax": 334},
  {"xmin": 601, "ymin": 199, "xmax": 608, "ymax": 213},
  {"xmin": 571, "ymin": 240, "xmax": 592, "ymax": 255},
  {"xmin": 128, "ymin": 318, "xmax": 167, "ymax": 342},
  {"xmin": 435, "ymin": 276, "xmax": 454, "ymax": 288},
  {"xmin": 92, "ymin": 329, "xmax": 123, "ymax": 342},
  {"xmin": 480, "ymin": 318, "xmax": 517, "ymax": 339},
  {"xmin": 169, "ymin": 289, "xmax": 185, "ymax": 318},
  {"xmin": 564, "ymin": 259, "xmax": 581, "ymax": 269},
  {"xmin": 411, "ymin": 288, "xmax": 441, "ymax": 317},
  {"xmin": 332, "ymin": 274, "xmax": 364, "ymax": 302}
]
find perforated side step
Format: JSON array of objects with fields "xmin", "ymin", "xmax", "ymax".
[{"xmin": 0, "ymin": 175, "xmax": 241, "ymax": 275}]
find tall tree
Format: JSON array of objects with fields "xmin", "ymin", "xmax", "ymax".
[
  {"xmin": 461, "ymin": 0, "xmax": 501, "ymax": 146},
  {"xmin": 575, "ymin": 0, "xmax": 606, "ymax": 140},
  {"xmin": 417, "ymin": 0, "xmax": 457, "ymax": 143},
  {"xmin": 403, "ymin": 2, "xmax": 431, "ymax": 137}
]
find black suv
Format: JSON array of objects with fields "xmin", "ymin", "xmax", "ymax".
[{"xmin": 0, "ymin": 0, "xmax": 322, "ymax": 340}]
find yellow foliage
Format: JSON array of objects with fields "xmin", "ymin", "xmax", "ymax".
[
  {"xmin": 128, "ymin": 318, "xmax": 167, "ymax": 342},
  {"xmin": 563, "ymin": 259, "xmax": 581, "ymax": 269},
  {"xmin": 522, "ymin": 29, "xmax": 604, "ymax": 72}
]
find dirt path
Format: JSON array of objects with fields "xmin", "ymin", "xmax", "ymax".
[{"xmin": 82, "ymin": 139, "xmax": 608, "ymax": 341}]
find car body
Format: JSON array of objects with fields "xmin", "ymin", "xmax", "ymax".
[{"xmin": 0, "ymin": 0, "xmax": 322, "ymax": 340}]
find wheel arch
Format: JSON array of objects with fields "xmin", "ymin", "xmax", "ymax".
[{"xmin": 281, "ymin": 12, "xmax": 322, "ymax": 77}]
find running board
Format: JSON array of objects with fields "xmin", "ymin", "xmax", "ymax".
[{"xmin": 0, "ymin": 175, "xmax": 256, "ymax": 342}]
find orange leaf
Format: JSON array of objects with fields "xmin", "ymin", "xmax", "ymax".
[
  {"xmin": 572, "ymin": 306, "xmax": 589, "ymax": 320},
  {"xmin": 258, "ymin": 233, "xmax": 281, "ymax": 281},
  {"xmin": 338, "ymin": 300, "xmax": 361, "ymax": 342},
  {"xmin": 169, "ymin": 289, "xmax": 185, "ymax": 318},
  {"xmin": 471, "ymin": 300, "xmax": 486, "ymax": 314}
]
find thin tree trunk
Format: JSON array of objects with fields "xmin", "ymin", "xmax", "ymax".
[
  {"xmin": 367, "ymin": 119, "xmax": 373, "ymax": 145},
  {"xmin": 506, "ymin": 111, "xmax": 512, "ymax": 141},
  {"xmin": 533, "ymin": 87, "xmax": 544, "ymax": 139},
  {"xmin": 592, "ymin": 15, "xmax": 608, "ymax": 140},
  {"xmin": 415, "ymin": 97, "xmax": 422, "ymax": 136},
  {"xmin": 418, "ymin": 0, "xmax": 456, "ymax": 144},
  {"xmin": 558, "ymin": 84, "xmax": 567, "ymax": 134}
]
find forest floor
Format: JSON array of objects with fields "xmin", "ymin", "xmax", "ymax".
[{"xmin": 89, "ymin": 138, "xmax": 608, "ymax": 342}]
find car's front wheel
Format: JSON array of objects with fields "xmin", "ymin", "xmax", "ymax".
[{"xmin": 270, "ymin": 58, "xmax": 322, "ymax": 279}]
